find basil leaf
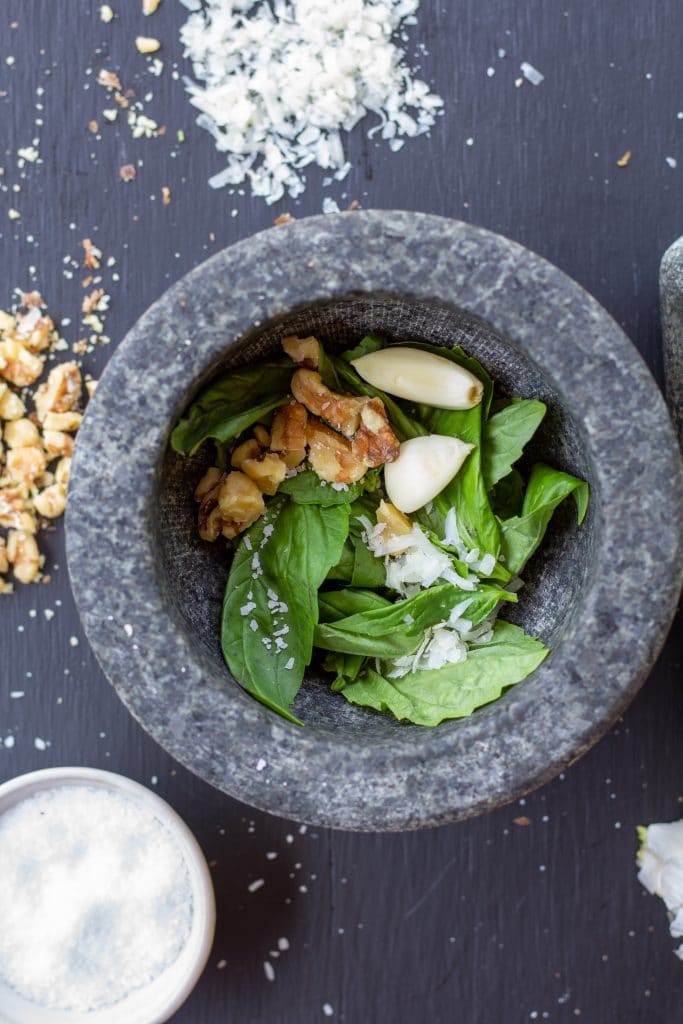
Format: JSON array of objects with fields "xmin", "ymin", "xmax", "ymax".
[
  {"xmin": 489, "ymin": 468, "xmax": 525, "ymax": 520},
  {"xmin": 483, "ymin": 399, "xmax": 547, "ymax": 487},
  {"xmin": 340, "ymin": 621, "xmax": 548, "ymax": 725},
  {"xmin": 499, "ymin": 464, "xmax": 589, "ymax": 575},
  {"xmin": 171, "ymin": 359, "xmax": 293, "ymax": 454},
  {"xmin": 221, "ymin": 499, "xmax": 349, "ymax": 723},
  {"xmin": 318, "ymin": 588, "xmax": 392, "ymax": 622},
  {"xmin": 279, "ymin": 468, "xmax": 379, "ymax": 506},
  {"xmin": 341, "ymin": 332, "xmax": 386, "ymax": 363},
  {"xmin": 314, "ymin": 583, "xmax": 516, "ymax": 658},
  {"xmin": 324, "ymin": 651, "xmax": 367, "ymax": 692}
]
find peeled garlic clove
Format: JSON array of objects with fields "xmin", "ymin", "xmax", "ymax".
[
  {"xmin": 351, "ymin": 347, "xmax": 483, "ymax": 410},
  {"xmin": 384, "ymin": 435, "xmax": 474, "ymax": 514}
]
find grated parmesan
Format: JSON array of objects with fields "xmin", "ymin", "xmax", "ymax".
[{"xmin": 179, "ymin": 0, "xmax": 444, "ymax": 204}]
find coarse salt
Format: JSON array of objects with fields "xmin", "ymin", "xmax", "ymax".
[{"xmin": 0, "ymin": 786, "xmax": 192, "ymax": 1012}]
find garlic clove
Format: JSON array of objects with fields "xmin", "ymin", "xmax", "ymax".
[
  {"xmin": 384, "ymin": 434, "xmax": 474, "ymax": 514},
  {"xmin": 351, "ymin": 347, "xmax": 483, "ymax": 410}
]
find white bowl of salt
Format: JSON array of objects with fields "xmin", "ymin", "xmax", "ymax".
[{"xmin": 0, "ymin": 767, "xmax": 216, "ymax": 1024}]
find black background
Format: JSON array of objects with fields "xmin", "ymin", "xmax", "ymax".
[{"xmin": 1, "ymin": 2, "xmax": 682, "ymax": 1021}]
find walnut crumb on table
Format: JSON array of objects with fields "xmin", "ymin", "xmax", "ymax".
[{"xmin": 0, "ymin": 294, "xmax": 97, "ymax": 591}]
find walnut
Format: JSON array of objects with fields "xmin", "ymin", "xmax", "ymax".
[
  {"xmin": 194, "ymin": 466, "xmax": 222, "ymax": 501},
  {"xmin": 6, "ymin": 446, "xmax": 47, "ymax": 486},
  {"xmin": 216, "ymin": 471, "xmax": 265, "ymax": 538},
  {"xmin": 306, "ymin": 417, "xmax": 367, "ymax": 485},
  {"xmin": 33, "ymin": 483, "xmax": 67, "ymax": 519},
  {"xmin": 0, "ymin": 537, "xmax": 8, "ymax": 574},
  {"xmin": 3, "ymin": 418, "xmax": 41, "ymax": 449},
  {"xmin": 291, "ymin": 369, "xmax": 363, "ymax": 437},
  {"xmin": 54, "ymin": 456, "xmax": 71, "ymax": 487},
  {"xmin": 42, "ymin": 411, "xmax": 83, "ymax": 432},
  {"xmin": 0, "ymin": 339, "xmax": 44, "ymax": 387},
  {"xmin": 16, "ymin": 313, "xmax": 54, "ymax": 353},
  {"xmin": 42, "ymin": 431, "xmax": 74, "ymax": 458},
  {"xmin": 197, "ymin": 471, "xmax": 265, "ymax": 541},
  {"xmin": 230, "ymin": 438, "xmax": 261, "ymax": 469},
  {"xmin": 282, "ymin": 334, "xmax": 320, "ymax": 369},
  {"xmin": 253, "ymin": 424, "xmax": 271, "ymax": 447},
  {"xmin": 280, "ymin": 449, "xmax": 306, "ymax": 469},
  {"xmin": 241, "ymin": 452, "xmax": 287, "ymax": 496},
  {"xmin": 376, "ymin": 500, "xmax": 413, "ymax": 553},
  {"xmin": 7, "ymin": 529, "xmax": 43, "ymax": 584},
  {"xmin": 0, "ymin": 486, "xmax": 36, "ymax": 532},
  {"xmin": 350, "ymin": 397, "xmax": 400, "ymax": 468},
  {"xmin": 0, "ymin": 383, "xmax": 25, "ymax": 421},
  {"xmin": 270, "ymin": 401, "xmax": 308, "ymax": 454},
  {"xmin": 34, "ymin": 362, "xmax": 82, "ymax": 421}
]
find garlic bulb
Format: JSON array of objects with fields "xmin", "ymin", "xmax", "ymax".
[
  {"xmin": 384, "ymin": 434, "xmax": 474, "ymax": 514},
  {"xmin": 351, "ymin": 347, "xmax": 483, "ymax": 410}
]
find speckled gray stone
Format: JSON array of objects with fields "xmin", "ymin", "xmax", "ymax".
[
  {"xmin": 66, "ymin": 211, "xmax": 683, "ymax": 831},
  {"xmin": 661, "ymin": 235, "xmax": 683, "ymax": 445}
]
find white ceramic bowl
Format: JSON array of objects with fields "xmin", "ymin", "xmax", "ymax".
[{"xmin": 0, "ymin": 767, "xmax": 216, "ymax": 1024}]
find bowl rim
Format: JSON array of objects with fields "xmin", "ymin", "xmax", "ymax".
[
  {"xmin": 66, "ymin": 210, "xmax": 683, "ymax": 831},
  {"xmin": 0, "ymin": 767, "xmax": 216, "ymax": 1024}
]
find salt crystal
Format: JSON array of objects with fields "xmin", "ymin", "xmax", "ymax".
[
  {"xmin": 0, "ymin": 786, "xmax": 192, "ymax": 1011},
  {"xmin": 248, "ymin": 878, "xmax": 265, "ymax": 892},
  {"xmin": 277, "ymin": 936, "xmax": 290, "ymax": 951},
  {"xmin": 520, "ymin": 61, "xmax": 544, "ymax": 86},
  {"xmin": 263, "ymin": 960, "xmax": 275, "ymax": 982}
]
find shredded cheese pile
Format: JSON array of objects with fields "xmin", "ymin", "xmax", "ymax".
[{"xmin": 180, "ymin": 0, "xmax": 443, "ymax": 203}]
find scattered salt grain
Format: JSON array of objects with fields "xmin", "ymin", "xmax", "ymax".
[
  {"xmin": 2, "ymin": 736, "xmax": 15, "ymax": 749},
  {"xmin": 666, "ymin": 157, "xmax": 677, "ymax": 169},
  {"xmin": 263, "ymin": 960, "xmax": 276, "ymax": 982},
  {"xmin": 284, "ymin": 657, "xmax": 295, "ymax": 670},
  {"xmin": 123, "ymin": 623, "xmax": 134, "ymax": 637},
  {"xmin": 520, "ymin": 61, "xmax": 544, "ymax": 86},
  {"xmin": 323, "ymin": 1004, "xmax": 334, "ymax": 1017},
  {"xmin": 256, "ymin": 758, "xmax": 267, "ymax": 772},
  {"xmin": 33, "ymin": 737, "xmax": 48, "ymax": 751},
  {"xmin": 0, "ymin": 786, "xmax": 192, "ymax": 1012},
  {"xmin": 277, "ymin": 936, "xmax": 290, "ymax": 951},
  {"xmin": 248, "ymin": 878, "xmax": 265, "ymax": 893}
]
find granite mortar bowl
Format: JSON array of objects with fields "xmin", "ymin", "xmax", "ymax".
[{"xmin": 66, "ymin": 211, "xmax": 683, "ymax": 831}]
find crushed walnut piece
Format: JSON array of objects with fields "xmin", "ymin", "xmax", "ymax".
[
  {"xmin": 119, "ymin": 163, "xmax": 137, "ymax": 183},
  {"xmin": 81, "ymin": 238, "xmax": 102, "ymax": 269},
  {"xmin": 189, "ymin": 335, "xmax": 401, "ymax": 541},
  {"xmin": 0, "ymin": 294, "xmax": 95, "ymax": 590}
]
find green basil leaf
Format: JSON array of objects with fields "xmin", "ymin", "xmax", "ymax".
[
  {"xmin": 324, "ymin": 651, "xmax": 367, "ymax": 692},
  {"xmin": 171, "ymin": 359, "xmax": 294, "ymax": 454},
  {"xmin": 489, "ymin": 468, "xmax": 525, "ymax": 520},
  {"xmin": 314, "ymin": 583, "xmax": 516, "ymax": 658},
  {"xmin": 318, "ymin": 588, "xmax": 392, "ymax": 622},
  {"xmin": 341, "ymin": 332, "xmax": 386, "ymax": 364},
  {"xmin": 279, "ymin": 468, "xmax": 379, "ymax": 506},
  {"xmin": 221, "ymin": 499, "xmax": 349, "ymax": 723},
  {"xmin": 340, "ymin": 621, "xmax": 548, "ymax": 725},
  {"xmin": 499, "ymin": 463, "xmax": 589, "ymax": 575},
  {"xmin": 482, "ymin": 399, "xmax": 547, "ymax": 487}
]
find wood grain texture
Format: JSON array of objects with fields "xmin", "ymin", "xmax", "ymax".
[{"xmin": 1, "ymin": 1, "xmax": 682, "ymax": 1021}]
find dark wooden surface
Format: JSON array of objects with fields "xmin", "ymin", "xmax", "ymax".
[{"xmin": 1, "ymin": 2, "xmax": 682, "ymax": 1021}]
